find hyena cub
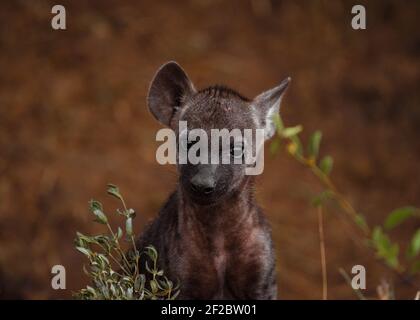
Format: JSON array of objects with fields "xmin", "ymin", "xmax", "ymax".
[{"xmin": 137, "ymin": 61, "xmax": 290, "ymax": 299}]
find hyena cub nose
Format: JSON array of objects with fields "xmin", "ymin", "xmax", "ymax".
[
  {"xmin": 190, "ymin": 164, "xmax": 216, "ymax": 195},
  {"xmin": 138, "ymin": 61, "xmax": 290, "ymax": 299}
]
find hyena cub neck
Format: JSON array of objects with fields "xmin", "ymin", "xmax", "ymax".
[{"xmin": 138, "ymin": 61, "xmax": 290, "ymax": 299}]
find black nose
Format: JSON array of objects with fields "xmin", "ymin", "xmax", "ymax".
[{"xmin": 190, "ymin": 176, "xmax": 215, "ymax": 195}]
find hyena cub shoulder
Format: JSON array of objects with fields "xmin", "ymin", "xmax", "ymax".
[{"xmin": 137, "ymin": 61, "xmax": 290, "ymax": 299}]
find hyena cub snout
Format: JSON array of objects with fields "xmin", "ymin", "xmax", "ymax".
[
  {"xmin": 188, "ymin": 164, "xmax": 216, "ymax": 195},
  {"xmin": 178, "ymin": 127, "xmax": 251, "ymax": 204},
  {"xmin": 181, "ymin": 162, "xmax": 235, "ymax": 205},
  {"xmin": 140, "ymin": 61, "xmax": 290, "ymax": 299}
]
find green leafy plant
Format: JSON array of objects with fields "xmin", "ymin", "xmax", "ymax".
[
  {"xmin": 74, "ymin": 184, "xmax": 179, "ymax": 300},
  {"xmin": 271, "ymin": 114, "xmax": 420, "ymax": 297}
]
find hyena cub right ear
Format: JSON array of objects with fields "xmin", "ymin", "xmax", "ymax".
[
  {"xmin": 147, "ymin": 61, "xmax": 196, "ymax": 127},
  {"xmin": 253, "ymin": 77, "xmax": 291, "ymax": 140}
]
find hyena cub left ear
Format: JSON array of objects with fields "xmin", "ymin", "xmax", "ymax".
[
  {"xmin": 147, "ymin": 61, "xmax": 196, "ymax": 127},
  {"xmin": 253, "ymin": 77, "xmax": 291, "ymax": 140}
]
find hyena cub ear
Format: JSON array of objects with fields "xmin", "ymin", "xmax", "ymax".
[
  {"xmin": 253, "ymin": 77, "xmax": 291, "ymax": 140},
  {"xmin": 147, "ymin": 61, "xmax": 196, "ymax": 127}
]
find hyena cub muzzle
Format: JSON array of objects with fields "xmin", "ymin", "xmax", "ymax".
[{"xmin": 137, "ymin": 61, "xmax": 290, "ymax": 299}]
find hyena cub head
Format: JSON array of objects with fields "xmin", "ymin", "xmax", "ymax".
[{"xmin": 147, "ymin": 61, "xmax": 290, "ymax": 206}]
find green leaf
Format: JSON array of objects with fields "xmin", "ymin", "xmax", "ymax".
[
  {"xmin": 86, "ymin": 286, "xmax": 96, "ymax": 296},
  {"xmin": 122, "ymin": 276, "xmax": 133, "ymax": 284},
  {"xmin": 355, "ymin": 214, "xmax": 369, "ymax": 232},
  {"xmin": 101, "ymin": 285, "xmax": 110, "ymax": 299},
  {"xmin": 134, "ymin": 274, "xmax": 145, "ymax": 292},
  {"xmin": 372, "ymin": 226, "xmax": 382, "ymax": 243},
  {"xmin": 290, "ymin": 135, "xmax": 303, "ymax": 156},
  {"xmin": 145, "ymin": 245, "xmax": 158, "ymax": 262},
  {"xmin": 281, "ymin": 125, "xmax": 303, "ymax": 138},
  {"xmin": 82, "ymin": 264, "xmax": 90, "ymax": 276},
  {"xmin": 97, "ymin": 254, "xmax": 110, "ymax": 266},
  {"xmin": 308, "ymin": 131, "xmax": 322, "ymax": 159},
  {"xmin": 126, "ymin": 217, "xmax": 133, "ymax": 237},
  {"xmin": 386, "ymin": 243, "xmax": 400, "ymax": 268},
  {"xmin": 407, "ymin": 229, "xmax": 420, "ymax": 258},
  {"xmin": 319, "ymin": 156, "xmax": 333, "ymax": 176},
  {"xmin": 311, "ymin": 190, "xmax": 333, "ymax": 207},
  {"xmin": 386, "ymin": 243, "xmax": 399, "ymax": 269},
  {"xmin": 89, "ymin": 199, "xmax": 103, "ymax": 213},
  {"xmin": 93, "ymin": 208, "xmax": 108, "ymax": 224},
  {"xmin": 371, "ymin": 227, "xmax": 399, "ymax": 269},
  {"xmin": 165, "ymin": 278, "xmax": 173, "ymax": 289},
  {"xmin": 270, "ymin": 139, "xmax": 280, "ymax": 155},
  {"xmin": 89, "ymin": 199, "xmax": 108, "ymax": 224},
  {"xmin": 150, "ymin": 280, "xmax": 158, "ymax": 294},
  {"xmin": 372, "ymin": 227, "xmax": 390, "ymax": 251},
  {"xmin": 76, "ymin": 246, "xmax": 92, "ymax": 257},
  {"xmin": 272, "ymin": 113, "xmax": 284, "ymax": 134},
  {"xmin": 94, "ymin": 235, "xmax": 112, "ymax": 253},
  {"xmin": 107, "ymin": 183, "xmax": 121, "ymax": 200},
  {"xmin": 384, "ymin": 206, "xmax": 416, "ymax": 230},
  {"xmin": 126, "ymin": 287, "xmax": 133, "ymax": 299},
  {"xmin": 110, "ymin": 284, "xmax": 117, "ymax": 297},
  {"xmin": 117, "ymin": 227, "xmax": 123, "ymax": 239},
  {"xmin": 75, "ymin": 232, "xmax": 94, "ymax": 248},
  {"xmin": 145, "ymin": 260, "xmax": 153, "ymax": 274}
]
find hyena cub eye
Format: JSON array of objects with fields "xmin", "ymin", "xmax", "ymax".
[
  {"xmin": 188, "ymin": 140, "xmax": 200, "ymax": 157},
  {"xmin": 230, "ymin": 142, "xmax": 245, "ymax": 159}
]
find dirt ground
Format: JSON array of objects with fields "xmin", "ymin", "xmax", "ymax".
[{"xmin": 0, "ymin": 0, "xmax": 419, "ymax": 299}]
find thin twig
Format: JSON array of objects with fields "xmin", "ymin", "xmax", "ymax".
[
  {"xmin": 317, "ymin": 206, "xmax": 328, "ymax": 300},
  {"xmin": 118, "ymin": 193, "xmax": 140, "ymax": 278},
  {"xmin": 284, "ymin": 139, "xmax": 412, "ymax": 277},
  {"xmin": 106, "ymin": 223, "xmax": 131, "ymax": 270}
]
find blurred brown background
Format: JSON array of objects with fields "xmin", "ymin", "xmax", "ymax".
[{"xmin": 0, "ymin": 0, "xmax": 419, "ymax": 299}]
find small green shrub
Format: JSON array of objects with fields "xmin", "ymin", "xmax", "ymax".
[
  {"xmin": 74, "ymin": 184, "xmax": 179, "ymax": 300},
  {"xmin": 271, "ymin": 114, "xmax": 420, "ymax": 299},
  {"xmin": 271, "ymin": 114, "xmax": 420, "ymax": 275}
]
